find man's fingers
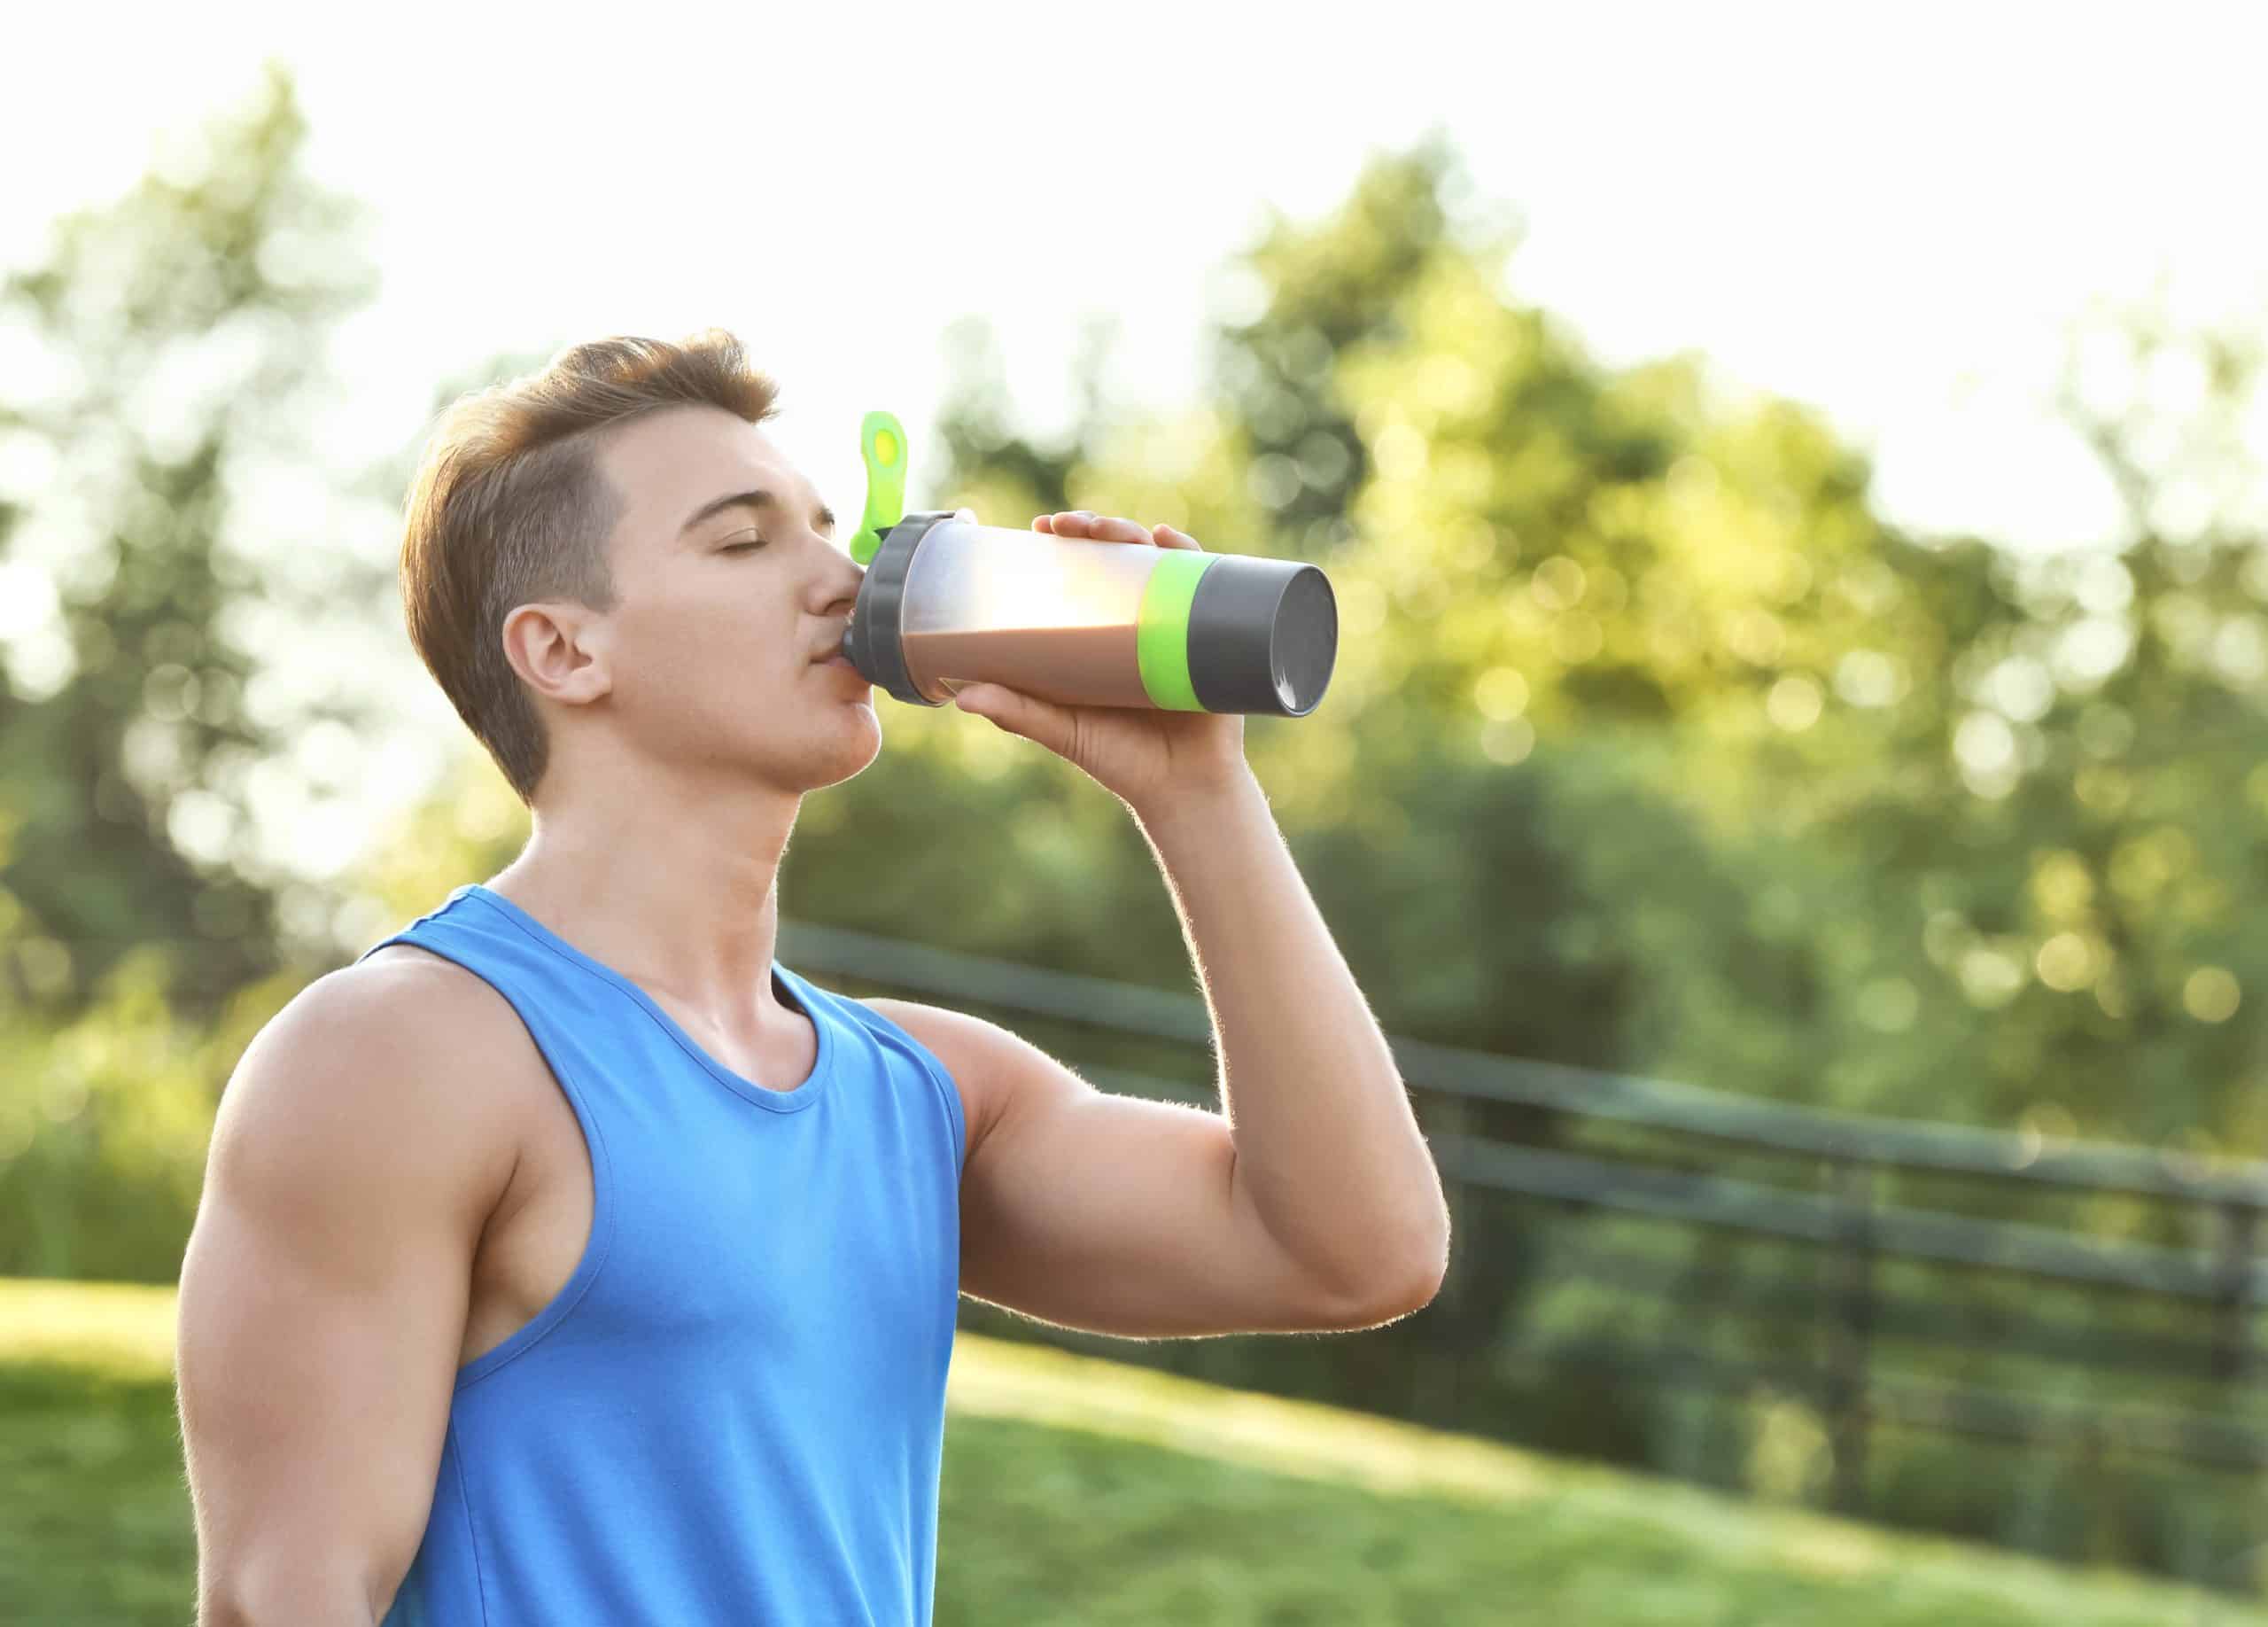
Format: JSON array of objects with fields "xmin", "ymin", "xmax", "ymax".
[
  {"xmin": 1035, "ymin": 511, "xmax": 1155, "ymax": 544},
  {"xmin": 1033, "ymin": 513, "xmax": 1200, "ymax": 549}
]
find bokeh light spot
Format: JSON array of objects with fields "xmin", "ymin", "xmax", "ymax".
[
  {"xmin": 1767, "ymin": 675, "xmax": 1822, "ymax": 732},
  {"xmin": 2035, "ymin": 932, "xmax": 2096, "ymax": 992},
  {"xmin": 2185, "ymin": 966, "xmax": 2241, "ymax": 1024}
]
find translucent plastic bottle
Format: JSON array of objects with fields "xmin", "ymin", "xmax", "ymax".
[{"xmin": 839, "ymin": 511, "xmax": 1338, "ymax": 715}]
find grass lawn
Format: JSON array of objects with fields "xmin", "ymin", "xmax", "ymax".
[{"xmin": 4, "ymin": 1275, "xmax": 2262, "ymax": 1625}]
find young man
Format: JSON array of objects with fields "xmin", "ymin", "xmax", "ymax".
[{"xmin": 175, "ymin": 331, "xmax": 1449, "ymax": 1625}]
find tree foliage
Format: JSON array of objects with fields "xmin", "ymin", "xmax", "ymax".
[{"xmin": 0, "ymin": 65, "xmax": 375, "ymax": 1016}]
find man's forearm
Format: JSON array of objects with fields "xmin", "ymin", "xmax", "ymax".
[{"xmin": 1133, "ymin": 767, "xmax": 1449, "ymax": 1308}]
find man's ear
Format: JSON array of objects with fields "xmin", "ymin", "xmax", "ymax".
[{"xmin": 501, "ymin": 601, "xmax": 614, "ymax": 707}]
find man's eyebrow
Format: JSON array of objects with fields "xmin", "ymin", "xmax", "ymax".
[{"xmin": 679, "ymin": 488, "xmax": 838, "ymax": 536}]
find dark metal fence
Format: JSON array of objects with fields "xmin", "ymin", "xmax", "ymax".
[{"xmin": 781, "ymin": 917, "xmax": 2268, "ymax": 1552}]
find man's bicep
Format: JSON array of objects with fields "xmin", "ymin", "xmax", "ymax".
[{"xmin": 873, "ymin": 1000, "xmax": 1355, "ymax": 1339}]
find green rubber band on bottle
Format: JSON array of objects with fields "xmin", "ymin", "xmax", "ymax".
[
  {"xmin": 1137, "ymin": 549, "xmax": 1216, "ymax": 712},
  {"xmin": 850, "ymin": 410, "xmax": 907, "ymax": 566}
]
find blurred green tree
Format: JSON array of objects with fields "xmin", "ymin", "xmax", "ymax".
[{"xmin": 0, "ymin": 64, "xmax": 375, "ymax": 1017}]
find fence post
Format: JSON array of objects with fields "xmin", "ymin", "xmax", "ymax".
[
  {"xmin": 2213, "ymin": 1200, "xmax": 2257, "ymax": 1384},
  {"xmin": 1826, "ymin": 1160, "xmax": 1876, "ymax": 1516},
  {"xmin": 1414, "ymin": 1090, "xmax": 1472, "ymax": 1427}
]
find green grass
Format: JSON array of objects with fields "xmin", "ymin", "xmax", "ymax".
[{"xmin": 4, "ymin": 1277, "xmax": 2264, "ymax": 1626}]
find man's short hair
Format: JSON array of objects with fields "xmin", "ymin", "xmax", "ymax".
[{"xmin": 400, "ymin": 331, "xmax": 781, "ymax": 804}]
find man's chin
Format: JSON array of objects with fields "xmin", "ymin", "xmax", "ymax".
[{"xmin": 799, "ymin": 709, "xmax": 882, "ymax": 790}]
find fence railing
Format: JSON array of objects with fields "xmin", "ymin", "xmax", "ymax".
[{"xmin": 779, "ymin": 917, "xmax": 2268, "ymax": 1532}]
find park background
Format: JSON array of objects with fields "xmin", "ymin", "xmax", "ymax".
[{"xmin": 7, "ymin": 6, "xmax": 2268, "ymax": 1620}]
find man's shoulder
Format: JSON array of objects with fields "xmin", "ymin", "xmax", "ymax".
[
  {"xmin": 306, "ymin": 943, "xmax": 531, "ymax": 1054},
  {"xmin": 205, "ymin": 948, "xmax": 535, "ymax": 1232},
  {"xmin": 854, "ymin": 996, "xmax": 1021, "ymax": 1149},
  {"xmin": 854, "ymin": 994, "xmax": 970, "ymax": 1064},
  {"xmin": 227, "ymin": 946, "xmax": 554, "ymax": 1132}
]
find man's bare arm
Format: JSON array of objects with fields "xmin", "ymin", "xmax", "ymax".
[
  {"xmin": 930, "ymin": 511, "xmax": 1448, "ymax": 1329},
  {"xmin": 1132, "ymin": 767, "xmax": 1449, "ymax": 1307},
  {"xmin": 869, "ymin": 768, "xmax": 1448, "ymax": 1342},
  {"xmin": 176, "ymin": 957, "xmax": 522, "ymax": 1624},
  {"xmin": 874, "ymin": 996, "xmax": 1372, "ymax": 1338}
]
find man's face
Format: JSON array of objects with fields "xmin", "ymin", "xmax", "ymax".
[{"xmin": 571, "ymin": 403, "xmax": 881, "ymax": 796}]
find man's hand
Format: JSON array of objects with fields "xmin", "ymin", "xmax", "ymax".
[{"xmin": 948, "ymin": 510, "xmax": 1250, "ymax": 815}]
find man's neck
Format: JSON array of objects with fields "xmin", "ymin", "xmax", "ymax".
[{"xmin": 485, "ymin": 780, "xmax": 801, "ymax": 1031}]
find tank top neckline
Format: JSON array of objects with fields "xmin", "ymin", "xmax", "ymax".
[{"xmin": 450, "ymin": 883, "xmax": 834, "ymax": 1115}]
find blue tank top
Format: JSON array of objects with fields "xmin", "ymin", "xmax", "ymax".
[{"xmin": 357, "ymin": 883, "xmax": 965, "ymax": 1626}]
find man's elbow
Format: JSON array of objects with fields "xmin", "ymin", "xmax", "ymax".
[
  {"xmin": 1344, "ymin": 1221, "xmax": 1451, "ymax": 1327},
  {"xmin": 1388, "ymin": 1240, "xmax": 1451, "ymax": 1319},
  {"xmin": 199, "ymin": 1558, "xmax": 384, "ymax": 1627}
]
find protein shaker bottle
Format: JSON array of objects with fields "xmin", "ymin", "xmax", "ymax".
[
  {"xmin": 840, "ymin": 510, "xmax": 1338, "ymax": 715},
  {"xmin": 835, "ymin": 411, "xmax": 1336, "ymax": 715}
]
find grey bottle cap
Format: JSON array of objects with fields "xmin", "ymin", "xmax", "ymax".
[
  {"xmin": 840, "ymin": 510, "xmax": 954, "ymax": 707},
  {"xmin": 1186, "ymin": 556, "xmax": 1338, "ymax": 717}
]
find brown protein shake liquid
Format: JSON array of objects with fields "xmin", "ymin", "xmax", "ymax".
[{"xmin": 900, "ymin": 623, "xmax": 1154, "ymax": 710}]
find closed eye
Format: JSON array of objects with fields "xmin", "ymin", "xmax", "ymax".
[{"xmin": 716, "ymin": 526, "xmax": 767, "ymax": 553}]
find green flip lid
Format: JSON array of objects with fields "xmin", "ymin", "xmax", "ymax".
[{"xmin": 850, "ymin": 410, "xmax": 907, "ymax": 567}]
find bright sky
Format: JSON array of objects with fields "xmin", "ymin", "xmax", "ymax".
[{"xmin": 5, "ymin": 0, "xmax": 2265, "ymax": 887}]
